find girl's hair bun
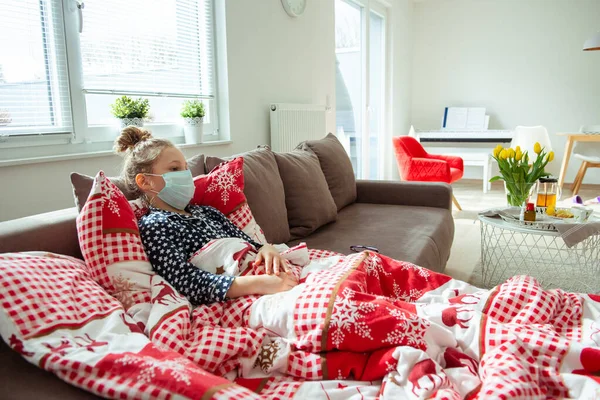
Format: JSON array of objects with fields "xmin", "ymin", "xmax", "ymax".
[{"xmin": 114, "ymin": 126, "xmax": 152, "ymax": 153}]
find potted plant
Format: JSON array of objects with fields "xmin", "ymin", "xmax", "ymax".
[
  {"xmin": 0, "ymin": 109, "xmax": 11, "ymax": 126},
  {"xmin": 180, "ymin": 100, "xmax": 205, "ymax": 144},
  {"xmin": 110, "ymin": 96, "xmax": 150, "ymax": 129},
  {"xmin": 490, "ymin": 142, "xmax": 555, "ymax": 208}
]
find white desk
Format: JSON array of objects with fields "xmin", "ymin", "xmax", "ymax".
[
  {"xmin": 413, "ymin": 130, "xmax": 515, "ymax": 193},
  {"xmin": 556, "ymin": 132, "xmax": 600, "ymax": 189}
]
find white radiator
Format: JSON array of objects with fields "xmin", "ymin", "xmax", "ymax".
[{"xmin": 269, "ymin": 103, "xmax": 327, "ymax": 152}]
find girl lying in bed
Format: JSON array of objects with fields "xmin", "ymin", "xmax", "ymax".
[{"xmin": 115, "ymin": 127, "xmax": 298, "ymax": 306}]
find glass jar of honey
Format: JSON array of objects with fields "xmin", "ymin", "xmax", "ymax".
[{"xmin": 533, "ymin": 177, "xmax": 561, "ymax": 209}]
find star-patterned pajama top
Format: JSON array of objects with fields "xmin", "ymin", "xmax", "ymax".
[{"xmin": 138, "ymin": 205, "xmax": 263, "ymax": 306}]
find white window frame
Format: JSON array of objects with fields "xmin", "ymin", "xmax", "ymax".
[
  {"xmin": 0, "ymin": 0, "xmax": 225, "ymax": 153},
  {"xmin": 0, "ymin": 0, "xmax": 73, "ymax": 144},
  {"xmin": 335, "ymin": 0, "xmax": 391, "ymax": 180},
  {"xmin": 368, "ymin": 1, "xmax": 392, "ymax": 180}
]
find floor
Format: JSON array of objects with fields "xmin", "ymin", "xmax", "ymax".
[{"xmin": 445, "ymin": 180, "xmax": 600, "ymax": 284}]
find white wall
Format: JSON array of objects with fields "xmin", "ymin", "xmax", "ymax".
[
  {"xmin": 0, "ymin": 0, "xmax": 336, "ymax": 222},
  {"xmin": 225, "ymin": 0, "xmax": 336, "ymax": 148},
  {"xmin": 411, "ymin": 0, "xmax": 600, "ymax": 183},
  {"xmin": 10, "ymin": 0, "xmax": 594, "ymax": 221}
]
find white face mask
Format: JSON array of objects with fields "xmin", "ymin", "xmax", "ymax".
[{"xmin": 145, "ymin": 170, "xmax": 194, "ymax": 210}]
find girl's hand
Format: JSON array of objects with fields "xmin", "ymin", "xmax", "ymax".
[
  {"xmin": 255, "ymin": 244, "xmax": 291, "ymax": 275},
  {"xmin": 259, "ymin": 272, "xmax": 298, "ymax": 295},
  {"xmin": 226, "ymin": 273, "xmax": 298, "ymax": 299}
]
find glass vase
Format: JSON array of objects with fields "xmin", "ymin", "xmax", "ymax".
[{"xmin": 504, "ymin": 180, "xmax": 534, "ymax": 208}]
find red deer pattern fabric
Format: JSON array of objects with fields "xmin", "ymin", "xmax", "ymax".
[{"xmin": 76, "ymin": 170, "xmax": 154, "ymax": 327}]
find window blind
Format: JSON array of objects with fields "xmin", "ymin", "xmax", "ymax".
[
  {"xmin": 80, "ymin": 0, "xmax": 215, "ymax": 99},
  {"xmin": 0, "ymin": 0, "xmax": 72, "ymax": 135}
]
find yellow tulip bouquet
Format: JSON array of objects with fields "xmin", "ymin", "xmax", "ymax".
[{"xmin": 490, "ymin": 142, "xmax": 555, "ymax": 207}]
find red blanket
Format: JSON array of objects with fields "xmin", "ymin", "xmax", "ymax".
[{"xmin": 1, "ymin": 247, "xmax": 599, "ymax": 399}]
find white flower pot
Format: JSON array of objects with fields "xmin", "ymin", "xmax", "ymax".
[
  {"xmin": 118, "ymin": 118, "xmax": 144, "ymax": 129},
  {"xmin": 0, "ymin": 109, "xmax": 11, "ymax": 126},
  {"xmin": 183, "ymin": 117, "xmax": 204, "ymax": 144}
]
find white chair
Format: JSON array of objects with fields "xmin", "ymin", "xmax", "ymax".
[
  {"xmin": 571, "ymin": 125, "xmax": 600, "ymax": 195},
  {"xmin": 510, "ymin": 125, "xmax": 553, "ymax": 157},
  {"xmin": 408, "ymin": 125, "xmax": 418, "ymax": 141}
]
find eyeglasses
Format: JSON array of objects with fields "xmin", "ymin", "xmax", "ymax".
[{"xmin": 349, "ymin": 245, "xmax": 379, "ymax": 253}]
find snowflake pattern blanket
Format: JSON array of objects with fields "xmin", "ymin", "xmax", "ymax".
[{"xmin": 1, "ymin": 244, "xmax": 600, "ymax": 399}]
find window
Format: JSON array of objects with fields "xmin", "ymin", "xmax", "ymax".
[
  {"xmin": 0, "ymin": 0, "xmax": 219, "ymax": 143},
  {"xmin": 335, "ymin": 0, "xmax": 388, "ymax": 180},
  {"xmin": 0, "ymin": 0, "xmax": 72, "ymax": 136}
]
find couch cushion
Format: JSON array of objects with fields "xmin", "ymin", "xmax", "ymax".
[
  {"xmin": 70, "ymin": 154, "xmax": 206, "ymax": 211},
  {"xmin": 192, "ymin": 157, "xmax": 266, "ymax": 244},
  {"xmin": 286, "ymin": 203, "xmax": 454, "ymax": 273},
  {"xmin": 187, "ymin": 153, "xmax": 208, "ymax": 178},
  {"xmin": 274, "ymin": 150, "xmax": 337, "ymax": 240},
  {"xmin": 299, "ymin": 133, "xmax": 356, "ymax": 211},
  {"xmin": 192, "ymin": 157, "xmax": 246, "ymax": 215},
  {"xmin": 70, "ymin": 173, "xmax": 133, "ymax": 211},
  {"xmin": 205, "ymin": 148, "xmax": 290, "ymax": 244}
]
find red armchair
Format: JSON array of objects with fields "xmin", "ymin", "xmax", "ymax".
[{"xmin": 393, "ymin": 136, "xmax": 464, "ymax": 210}]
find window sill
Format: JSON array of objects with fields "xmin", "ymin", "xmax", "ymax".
[{"xmin": 0, "ymin": 140, "xmax": 232, "ymax": 168}]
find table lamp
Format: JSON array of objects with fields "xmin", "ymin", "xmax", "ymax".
[{"xmin": 583, "ymin": 31, "xmax": 600, "ymax": 51}]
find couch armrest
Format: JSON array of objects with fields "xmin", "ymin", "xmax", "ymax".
[
  {"xmin": 356, "ymin": 180, "xmax": 452, "ymax": 210},
  {"xmin": 0, "ymin": 207, "xmax": 82, "ymax": 259}
]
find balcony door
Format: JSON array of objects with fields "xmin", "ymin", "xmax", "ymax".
[{"xmin": 335, "ymin": 0, "xmax": 388, "ymax": 179}]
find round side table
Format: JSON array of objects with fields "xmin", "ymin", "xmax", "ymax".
[{"xmin": 478, "ymin": 215, "xmax": 600, "ymax": 293}]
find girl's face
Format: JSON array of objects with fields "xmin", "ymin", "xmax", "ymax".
[{"xmin": 135, "ymin": 146, "xmax": 188, "ymax": 195}]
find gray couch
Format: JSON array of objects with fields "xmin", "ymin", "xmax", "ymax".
[{"xmin": 0, "ymin": 137, "xmax": 454, "ymax": 399}]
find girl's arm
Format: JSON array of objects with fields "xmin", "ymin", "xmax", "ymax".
[
  {"xmin": 203, "ymin": 207, "xmax": 290, "ymax": 275},
  {"xmin": 141, "ymin": 218, "xmax": 234, "ymax": 304},
  {"xmin": 139, "ymin": 215, "xmax": 296, "ymax": 305},
  {"xmin": 227, "ymin": 273, "xmax": 298, "ymax": 298}
]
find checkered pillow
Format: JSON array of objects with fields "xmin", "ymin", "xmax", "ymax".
[
  {"xmin": 192, "ymin": 158, "xmax": 267, "ymax": 244},
  {"xmin": 228, "ymin": 203, "xmax": 267, "ymax": 244},
  {"xmin": 76, "ymin": 171, "xmax": 153, "ymax": 315},
  {"xmin": 0, "ymin": 252, "xmax": 123, "ymax": 339}
]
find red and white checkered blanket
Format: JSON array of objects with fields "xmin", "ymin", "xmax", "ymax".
[{"xmin": 1, "ymin": 245, "xmax": 599, "ymax": 399}]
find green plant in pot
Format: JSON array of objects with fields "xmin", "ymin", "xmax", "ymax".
[
  {"xmin": 110, "ymin": 96, "xmax": 150, "ymax": 129},
  {"xmin": 0, "ymin": 109, "xmax": 12, "ymax": 126},
  {"xmin": 180, "ymin": 100, "xmax": 205, "ymax": 144}
]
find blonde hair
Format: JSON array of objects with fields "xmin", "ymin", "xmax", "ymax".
[{"xmin": 114, "ymin": 126, "xmax": 174, "ymax": 198}]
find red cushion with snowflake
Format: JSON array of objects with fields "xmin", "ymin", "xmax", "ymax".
[{"xmin": 192, "ymin": 157, "xmax": 246, "ymax": 215}]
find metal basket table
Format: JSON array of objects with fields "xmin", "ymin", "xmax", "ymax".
[{"xmin": 478, "ymin": 215, "xmax": 600, "ymax": 293}]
